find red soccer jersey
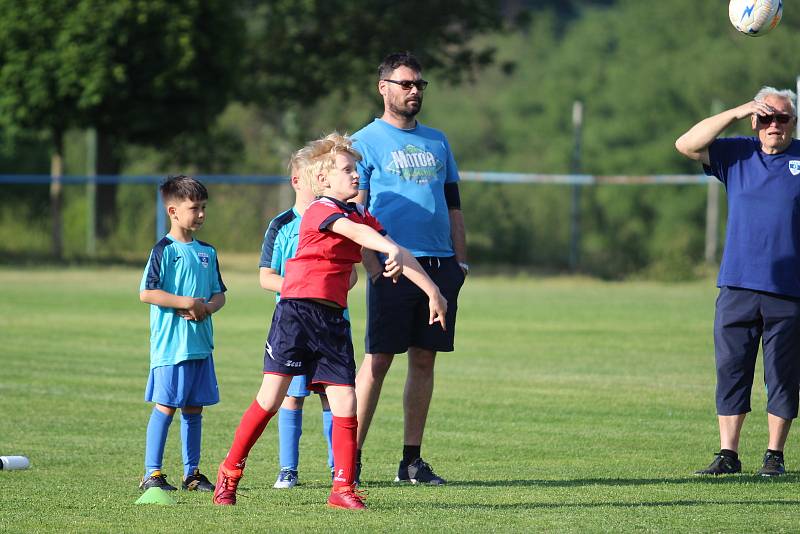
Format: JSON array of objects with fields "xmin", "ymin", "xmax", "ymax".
[{"xmin": 281, "ymin": 196, "xmax": 385, "ymax": 308}]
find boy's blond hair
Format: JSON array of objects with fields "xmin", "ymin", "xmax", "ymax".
[{"xmin": 291, "ymin": 132, "xmax": 362, "ymax": 196}]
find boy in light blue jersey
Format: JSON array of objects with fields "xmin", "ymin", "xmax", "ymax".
[
  {"xmin": 138, "ymin": 175, "xmax": 227, "ymax": 492},
  {"xmin": 259, "ymin": 148, "xmax": 353, "ymax": 488}
]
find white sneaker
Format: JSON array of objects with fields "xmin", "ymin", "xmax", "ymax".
[{"xmin": 273, "ymin": 469, "xmax": 298, "ymax": 489}]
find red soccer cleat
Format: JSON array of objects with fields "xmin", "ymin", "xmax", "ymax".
[
  {"xmin": 327, "ymin": 484, "xmax": 367, "ymax": 510},
  {"xmin": 212, "ymin": 463, "xmax": 243, "ymax": 505}
]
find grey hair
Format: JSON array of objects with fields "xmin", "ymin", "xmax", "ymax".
[{"xmin": 754, "ymin": 86, "xmax": 797, "ymax": 115}]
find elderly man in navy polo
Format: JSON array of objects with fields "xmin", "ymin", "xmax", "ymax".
[{"xmin": 676, "ymin": 86, "xmax": 800, "ymax": 477}]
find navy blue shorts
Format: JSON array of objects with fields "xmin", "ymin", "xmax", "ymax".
[
  {"xmin": 264, "ymin": 299, "xmax": 355, "ymax": 389},
  {"xmin": 365, "ymin": 255, "xmax": 465, "ymax": 355},
  {"xmin": 714, "ymin": 286, "xmax": 800, "ymax": 419}
]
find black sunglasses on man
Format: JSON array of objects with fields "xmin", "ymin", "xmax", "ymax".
[{"xmin": 382, "ymin": 79, "xmax": 429, "ymax": 91}]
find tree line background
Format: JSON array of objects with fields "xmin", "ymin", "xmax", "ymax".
[{"xmin": 1, "ymin": 0, "xmax": 798, "ymax": 279}]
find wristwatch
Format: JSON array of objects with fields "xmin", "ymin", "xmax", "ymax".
[{"xmin": 458, "ymin": 262, "xmax": 470, "ymax": 276}]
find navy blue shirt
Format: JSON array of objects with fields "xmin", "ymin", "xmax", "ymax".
[{"xmin": 705, "ymin": 137, "xmax": 800, "ymax": 297}]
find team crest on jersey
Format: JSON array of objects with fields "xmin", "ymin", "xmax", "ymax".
[
  {"xmin": 387, "ymin": 144, "xmax": 443, "ymax": 184},
  {"xmin": 198, "ymin": 252, "xmax": 210, "ymax": 267},
  {"xmin": 789, "ymin": 160, "xmax": 800, "ymax": 176}
]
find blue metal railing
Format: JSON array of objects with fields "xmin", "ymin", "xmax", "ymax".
[
  {"xmin": 0, "ymin": 172, "xmax": 713, "ymax": 256},
  {"xmin": 0, "ymin": 172, "xmax": 710, "ymax": 185}
]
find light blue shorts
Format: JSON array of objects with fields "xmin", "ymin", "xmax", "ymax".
[
  {"xmin": 145, "ymin": 356, "xmax": 219, "ymax": 408},
  {"xmin": 286, "ymin": 374, "xmax": 312, "ymax": 398}
]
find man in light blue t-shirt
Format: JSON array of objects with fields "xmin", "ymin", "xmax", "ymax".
[
  {"xmin": 353, "ymin": 52, "xmax": 468, "ymax": 485},
  {"xmin": 676, "ymin": 86, "xmax": 800, "ymax": 478}
]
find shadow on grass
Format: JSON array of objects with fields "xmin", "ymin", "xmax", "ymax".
[
  {"xmin": 428, "ymin": 499, "xmax": 800, "ymax": 511},
  {"xmin": 445, "ymin": 473, "xmax": 800, "ymax": 488},
  {"xmin": 231, "ymin": 473, "xmax": 800, "ymax": 492}
]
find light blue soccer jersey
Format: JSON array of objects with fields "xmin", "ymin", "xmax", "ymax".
[
  {"xmin": 140, "ymin": 236, "xmax": 226, "ymax": 369},
  {"xmin": 353, "ymin": 118, "xmax": 459, "ymax": 257},
  {"xmin": 259, "ymin": 208, "xmax": 301, "ymax": 302},
  {"xmin": 259, "ymin": 207, "xmax": 351, "ymax": 320}
]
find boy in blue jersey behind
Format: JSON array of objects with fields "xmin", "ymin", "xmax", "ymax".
[
  {"xmin": 138, "ymin": 175, "xmax": 227, "ymax": 491},
  {"xmin": 259, "ymin": 146, "xmax": 354, "ymax": 488}
]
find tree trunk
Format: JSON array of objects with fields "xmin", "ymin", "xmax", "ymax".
[
  {"xmin": 95, "ymin": 129, "xmax": 122, "ymax": 240},
  {"xmin": 50, "ymin": 130, "xmax": 64, "ymax": 259}
]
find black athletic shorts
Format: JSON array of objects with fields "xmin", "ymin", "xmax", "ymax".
[{"xmin": 365, "ymin": 255, "xmax": 464, "ymax": 355}]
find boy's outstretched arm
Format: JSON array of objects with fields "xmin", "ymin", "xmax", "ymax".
[
  {"xmin": 330, "ymin": 217, "xmax": 403, "ymax": 279},
  {"xmin": 330, "ymin": 218, "xmax": 447, "ymax": 329},
  {"xmin": 391, "ymin": 244, "xmax": 448, "ymax": 330},
  {"xmin": 361, "ymin": 248, "xmax": 384, "ymax": 282}
]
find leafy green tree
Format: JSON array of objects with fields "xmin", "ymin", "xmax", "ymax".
[
  {"xmin": 217, "ymin": 0, "xmax": 513, "ymax": 166},
  {"xmin": 0, "ymin": 3, "xmax": 76, "ymax": 257},
  {"xmin": 422, "ymin": 0, "xmax": 800, "ymax": 277},
  {"xmin": 0, "ymin": 0, "xmax": 243, "ymax": 254},
  {"xmin": 0, "ymin": 0, "xmax": 518, "ymax": 257},
  {"xmin": 239, "ymin": 0, "xmax": 504, "ymax": 109}
]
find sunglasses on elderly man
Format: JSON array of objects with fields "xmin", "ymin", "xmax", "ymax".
[
  {"xmin": 382, "ymin": 79, "xmax": 429, "ymax": 91},
  {"xmin": 757, "ymin": 113, "xmax": 794, "ymax": 125}
]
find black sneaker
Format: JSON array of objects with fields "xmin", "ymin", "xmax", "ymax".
[
  {"xmin": 395, "ymin": 458, "xmax": 446, "ymax": 485},
  {"xmin": 182, "ymin": 469, "xmax": 215, "ymax": 491},
  {"xmin": 757, "ymin": 451, "xmax": 785, "ymax": 477},
  {"xmin": 139, "ymin": 470, "xmax": 178, "ymax": 491},
  {"xmin": 694, "ymin": 453, "xmax": 742, "ymax": 475}
]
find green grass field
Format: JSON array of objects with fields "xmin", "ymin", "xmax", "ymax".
[{"xmin": 1, "ymin": 264, "xmax": 798, "ymax": 532}]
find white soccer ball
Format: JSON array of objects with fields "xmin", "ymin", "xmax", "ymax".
[{"xmin": 729, "ymin": 0, "xmax": 783, "ymax": 36}]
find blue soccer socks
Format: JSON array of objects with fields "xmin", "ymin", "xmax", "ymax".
[
  {"xmin": 181, "ymin": 411, "xmax": 203, "ymax": 477},
  {"xmin": 278, "ymin": 408, "xmax": 303, "ymax": 470},
  {"xmin": 322, "ymin": 409, "xmax": 334, "ymax": 469},
  {"xmin": 144, "ymin": 407, "xmax": 174, "ymax": 477}
]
